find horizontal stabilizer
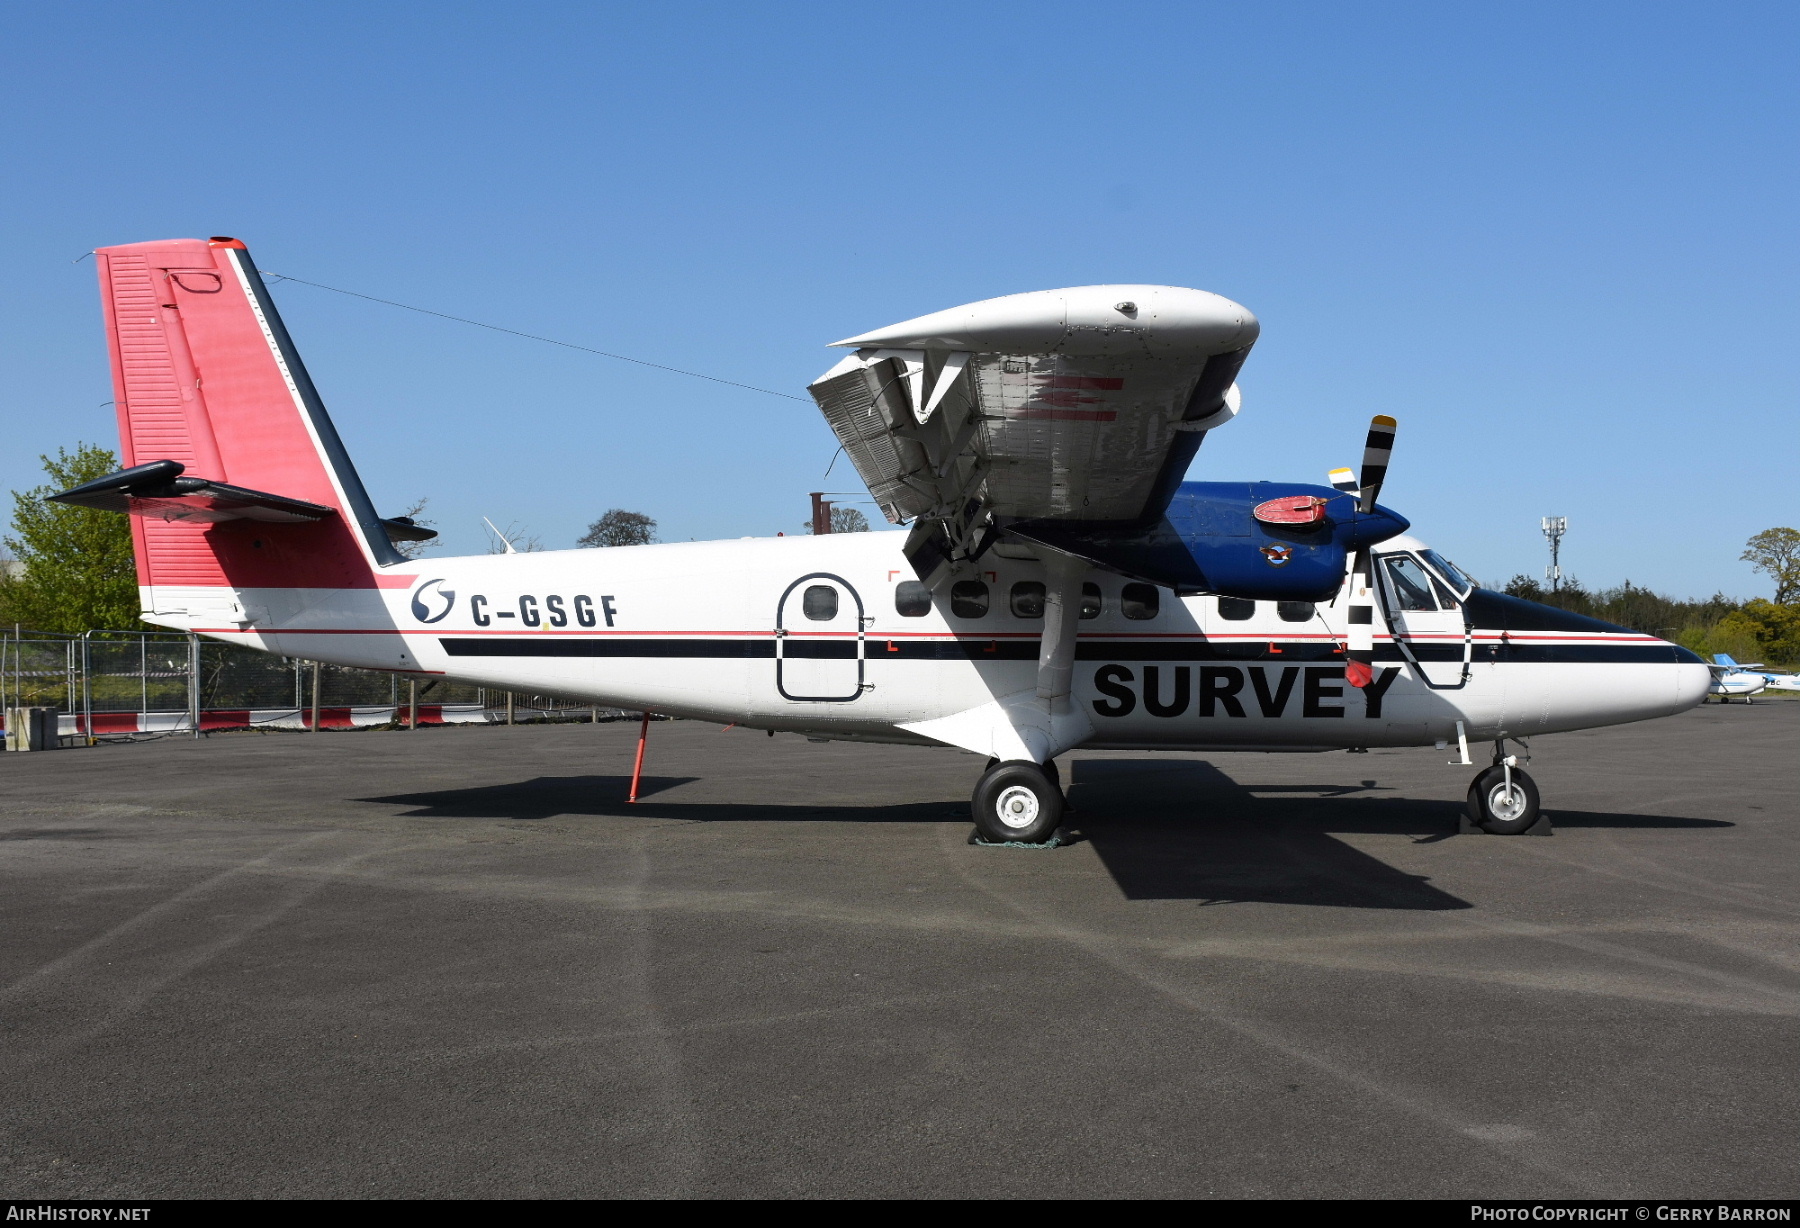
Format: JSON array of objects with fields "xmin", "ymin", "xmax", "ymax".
[
  {"xmin": 50, "ymin": 459, "xmax": 335, "ymax": 525},
  {"xmin": 380, "ymin": 516, "xmax": 438, "ymax": 543}
]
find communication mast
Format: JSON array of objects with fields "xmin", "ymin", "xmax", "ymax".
[{"xmin": 1542, "ymin": 516, "xmax": 1567, "ymax": 592}]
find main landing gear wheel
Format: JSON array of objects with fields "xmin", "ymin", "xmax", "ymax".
[
  {"xmin": 972, "ymin": 761, "xmax": 1065, "ymax": 845},
  {"xmin": 1467, "ymin": 764, "xmax": 1541, "ymax": 835},
  {"xmin": 985, "ymin": 756, "xmax": 1060, "ymax": 789}
]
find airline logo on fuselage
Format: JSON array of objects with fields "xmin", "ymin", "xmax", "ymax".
[{"xmin": 410, "ymin": 579, "xmax": 455, "ymax": 623}]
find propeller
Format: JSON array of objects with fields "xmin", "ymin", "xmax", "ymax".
[{"xmin": 1329, "ymin": 415, "xmax": 1398, "ymax": 689}]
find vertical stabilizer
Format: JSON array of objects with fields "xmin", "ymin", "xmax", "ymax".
[{"xmin": 94, "ymin": 237, "xmax": 402, "ymax": 600}]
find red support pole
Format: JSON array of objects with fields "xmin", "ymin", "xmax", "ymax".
[{"xmin": 628, "ymin": 710, "xmax": 651, "ymax": 803}]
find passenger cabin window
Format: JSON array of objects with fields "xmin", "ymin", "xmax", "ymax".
[
  {"xmin": 1121, "ymin": 583, "xmax": 1160, "ymax": 621},
  {"xmin": 1217, "ymin": 596, "xmax": 1255, "ymax": 621},
  {"xmin": 1080, "ymin": 582, "xmax": 1102, "ymax": 620},
  {"xmin": 1381, "ymin": 555, "xmax": 1438, "ymax": 611},
  {"xmin": 1277, "ymin": 601, "xmax": 1315, "ymax": 623},
  {"xmin": 894, "ymin": 580, "xmax": 931, "ymax": 617},
  {"xmin": 802, "ymin": 584, "xmax": 839, "ymax": 621},
  {"xmin": 950, "ymin": 580, "xmax": 989, "ymax": 619},
  {"xmin": 1010, "ymin": 581, "xmax": 1046, "ymax": 619}
]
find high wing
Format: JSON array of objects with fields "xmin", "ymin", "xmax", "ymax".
[{"xmin": 807, "ymin": 284, "xmax": 1257, "ymax": 581}]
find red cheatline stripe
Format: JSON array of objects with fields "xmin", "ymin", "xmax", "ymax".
[{"xmin": 192, "ymin": 625, "xmax": 1662, "ymax": 646}]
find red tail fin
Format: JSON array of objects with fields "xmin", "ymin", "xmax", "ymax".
[{"xmin": 95, "ymin": 237, "xmax": 402, "ymax": 593}]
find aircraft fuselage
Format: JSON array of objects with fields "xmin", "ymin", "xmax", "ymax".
[{"xmin": 147, "ymin": 524, "xmax": 1710, "ymax": 754}]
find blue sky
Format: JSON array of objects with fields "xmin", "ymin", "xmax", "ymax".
[{"xmin": 3, "ymin": 2, "xmax": 1795, "ymax": 596}]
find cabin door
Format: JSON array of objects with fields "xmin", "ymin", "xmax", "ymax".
[{"xmin": 776, "ymin": 573, "xmax": 866, "ymax": 702}]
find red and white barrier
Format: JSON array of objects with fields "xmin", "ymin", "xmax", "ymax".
[
  {"xmin": 64, "ymin": 703, "xmax": 495, "ymax": 735},
  {"xmin": 4, "ymin": 704, "xmax": 632, "ymax": 738}
]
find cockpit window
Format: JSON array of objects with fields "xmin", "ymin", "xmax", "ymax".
[
  {"xmin": 1420, "ymin": 549, "xmax": 1475, "ymax": 597},
  {"xmin": 1380, "ymin": 555, "xmax": 1438, "ymax": 611}
]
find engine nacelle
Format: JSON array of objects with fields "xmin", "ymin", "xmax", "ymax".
[{"xmin": 1006, "ymin": 481, "xmax": 1410, "ymax": 601}]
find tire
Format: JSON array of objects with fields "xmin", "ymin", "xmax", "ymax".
[
  {"xmin": 972, "ymin": 761, "xmax": 1065, "ymax": 844},
  {"xmin": 1466, "ymin": 765, "xmax": 1540, "ymax": 835},
  {"xmin": 985, "ymin": 756, "xmax": 1062, "ymax": 790}
]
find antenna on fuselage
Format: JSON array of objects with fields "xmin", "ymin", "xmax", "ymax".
[{"xmin": 483, "ymin": 516, "xmax": 519, "ymax": 555}]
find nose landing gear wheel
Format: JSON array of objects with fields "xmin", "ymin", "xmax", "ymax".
[
  {"xmin": 1467, "ymin": 764, "xmax": 1541, "ymax": 835},
  {"xmin": 972, "ymin": 761, "xmax": 1065, "ymax": 845}
]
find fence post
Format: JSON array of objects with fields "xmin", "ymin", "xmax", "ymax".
[
  {"xmin": 407, "ymin": 679, "xmax": 417, "ymax": 730},
  {"xmin": 188, "ymin": 633, "xmax": 201, "ymax": 739},
  {"xmin": 310, "ymin": 661, "xmax": 322, "ymax": 732},
  {"xmin": 81, "ymin": 633, "xmax": 93, "ymax": 747},
  {"xmin": 506, "ymin": 691, "xmax": 514, "ymax": 725}
]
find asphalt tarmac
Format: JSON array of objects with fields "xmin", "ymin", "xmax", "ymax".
[{"xmin": 2, "ymin": 702, "xmax": 1795, "ymax": 1199}]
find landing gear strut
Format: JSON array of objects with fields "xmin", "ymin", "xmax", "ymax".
[
  {"xmin": 1463, "ymin": 738, "xmax": 1549, "ymax": 835},
  {"xmin": 971, "ymin": 760, "xmax": 1065, "ymax": 844}
]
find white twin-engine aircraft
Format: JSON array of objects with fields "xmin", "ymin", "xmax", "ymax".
[{"xmin": 58, "ymin": 237, "xmax": 1711, "ymax": 844}]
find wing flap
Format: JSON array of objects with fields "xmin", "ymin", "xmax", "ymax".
[{"xmin": 808, "ymin": 284, "xmax": 1258, "ymax": 576}]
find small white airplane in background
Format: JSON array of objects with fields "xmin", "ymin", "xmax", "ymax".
[
  {"xmin": 1707, "ymin": 653, "xmax": 1796, "ymax": 701},
  {"xmin": 53, "ymin": 237, "xmax": 1712, "ymax": 846}
]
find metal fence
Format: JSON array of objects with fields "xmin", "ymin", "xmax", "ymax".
[{"xmin": 1, "ymin": 628, "xmax": 635, "ymax": 742}]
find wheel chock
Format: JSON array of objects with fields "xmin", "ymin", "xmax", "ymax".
[
  {"xmin": 1456, "ymin": 813, "xmax": 1554, "ymax": 836},
  {"xmin": 968, "ymin": 826, "xmax": 1078, "ymax": 850}
]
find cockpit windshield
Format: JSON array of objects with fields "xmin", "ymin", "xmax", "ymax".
[
  {"xmin": 1420, "ymin": 549, "xmax": 1475, "ymax": 597},
  {"xmin": 1380, "ymin": 554, "xmax": 1438, "ymax": 611}
]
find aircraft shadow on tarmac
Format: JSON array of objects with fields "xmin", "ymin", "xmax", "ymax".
[
  {"xmin": 360, "ymin": 776, "xmax": 953, "ymax": 825},
  {"xmin": 360, "ymin": 759, "xmax": 1729, "ymax": 911},
  {"xmin": 1066, "ymin": 760, "xmax": 1730, "ymax": 908}
]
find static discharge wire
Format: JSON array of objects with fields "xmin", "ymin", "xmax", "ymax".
[{"xmin": 254, "ymin": 269, "xmax": 812, "ymax": 403}]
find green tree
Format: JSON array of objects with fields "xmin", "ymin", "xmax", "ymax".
[
  {"xmin": 801, "ymin": 506, "xmax": 871, "ymax": 534},
  {"xmin": 1, "ymin": 444, "xmax": 142, "ymax": 632},
  {"xmin": 1741, "ymin": 527, "xmax": 1800, "ymax": 603},
  {"xmin": 578, "ymin": 509, "xmax": 656, "ymax": 547},
  {"xmin": 1713, "ymin": 599, "xmax": 1800, "ymax": 668}
]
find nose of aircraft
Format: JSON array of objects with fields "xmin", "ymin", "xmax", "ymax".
[{"xmin": 1671, "ymin": 655, "xmax": 1713, "ymax": 713}]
